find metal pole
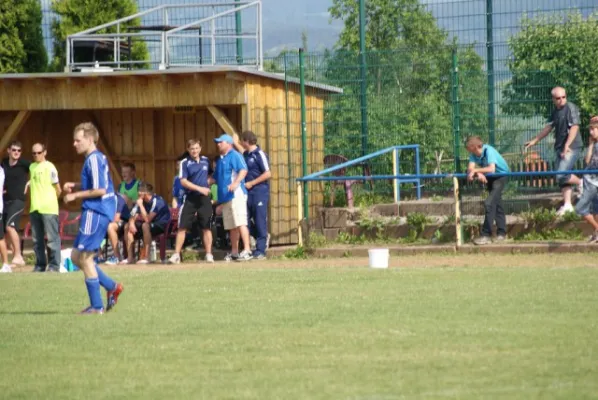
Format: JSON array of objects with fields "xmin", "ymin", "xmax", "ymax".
[
  {"xmin": 297, "ymin": 182, "xmax": 304, "ymax": 246},
  {"xmin": 451, "ymin": 49, "xmax": 461, "ymax": 173},
  {"xmin": 65, "ymin": 37, "xmax": 71, "ymax": 72},
  {"xmin": 211, "ymin": 7, "xmax": 216, "ymax": 65},
  {"xmin": 486, "ymin": 0, "xmax": 495, "ymax": 146},
  {"xmin": 453, "ymin": 177, "xmax": 462, "ymax": 247},
  {"xmin": 392, "ymin": 149, "xmax": 399, "ymax": 203},
  {"xmin": 235, "ymin": 0, "xmax": 243, "ymax": 64},
  {"xmin": 284, "ymin": 53, "xmax": 293, "ymax": 195},
  {"xmin": 358, "ymin": 0, "xmax": 369, "ymax": 159},
  {"xmin": 299, "ymin": 48, "xmax": 309, "ymax": 221}
]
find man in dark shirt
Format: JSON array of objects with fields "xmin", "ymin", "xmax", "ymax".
[
  {"xmin": 237, "ymin": 131, "xmax": 271, "ymax": 259},
  {"xmin": 123, "ymin": 182, "xmax": 170, "ymax": 264},
  {"xmin": 1, "ymin": 140, "xmax": 30, "ymax": 265},
  {"xmin": 168, "ymin": 139, "xmax": 214, "ymax": 264},
  {"xmin": 525, "ymin": 86, "xmax": 583, "ymax": 215},
  {"xmin": 105, "ymin": 193, "xmax": 131, "ymax": 264}
]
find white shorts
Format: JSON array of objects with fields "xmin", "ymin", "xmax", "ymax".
[{"xmin": 222, "ymin": 195, "xmax": 248, "ymax": 230}]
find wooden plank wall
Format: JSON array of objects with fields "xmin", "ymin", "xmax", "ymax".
[{"xmin": 246, "ymin": 78, "xmax": 325, "ymax": 245}]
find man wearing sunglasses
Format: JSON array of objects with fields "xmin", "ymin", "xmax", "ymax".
[
  {"xmin": 525, "ymin": 86, "xmax": 583, "ymax": 216},
  {"xmin": 28, "ymin": 143, "xmax": 62, "ymax": 272},
  {"xmin": 1, "ymin": 141, "xmax": 30, "ymax": 266}
]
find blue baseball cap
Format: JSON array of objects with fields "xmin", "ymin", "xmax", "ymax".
[{"xmin": 214, "ymin": 134, "xmax": 234, "ymax": 144}]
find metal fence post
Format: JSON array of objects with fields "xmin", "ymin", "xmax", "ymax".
[
  {"xmin": 359, "ymin": 0, "xmax": 369, "ymax": 161},
  {"xmin": 299, "ymin": 48, "xmax": 309, "ymax": 221},
  {"xmin": 235, "ymin": 0, "xmax": 243, "ymax": 64},
  {"xmin": 392, "ymin": 148, "xmax": 399, "ymax": 203},
  {"xmin": 452, "ymin": 49, "xmax": 461, "ymax": 173},
  {"xmin": 486, "ymin": 0, "xmax": 496, "ymax": 146}
]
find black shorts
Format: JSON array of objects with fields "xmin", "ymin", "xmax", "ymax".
[
  {"xmin": 3, "ymin": 199, "xmax": 24, "ymax": 230},
  {"xmin": 179, "ymin": 194, "xmax": 212, "ymax": 230},
  {"xmin": 133, "ymin": 220, "xmax": 166, "ymax": 240},
  {"xmin": 115, "ymin": 220, "xmax": 128, "ymax": 238}
]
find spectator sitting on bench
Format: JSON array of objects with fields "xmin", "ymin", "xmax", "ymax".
[
  {"xmin": 122, "ymin": 182, "xmax": 170, "ymax": 265},
  {"xmin": 105, "ymin": 192, "xmax": 130, "ymax": 265}
]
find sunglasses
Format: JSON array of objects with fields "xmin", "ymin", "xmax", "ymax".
[
  {"xmin": 32, "ymin": 151, "xmax": 43, "ymax": 155},
  {"xmin": 10, "ymin": 148, "xmax": 21, "ymax": 153},
  {"xmin": 553, "ymin": 96, "xmax": 566, "ymax": 100}
]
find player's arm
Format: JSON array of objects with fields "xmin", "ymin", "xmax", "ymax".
[
  {"xmin": 471, "ymin": 163, "xmax": 496, "ymax": 175},
  {"xmin": 233, "ymin": 136, "xmax": 244, "ymax": 153},
  {"xmin": 228, "ymin": 154, "xmax": 247, "ymax": 192},
  {"xmin": 525, "ymin": 124, "xmax": 552, "ymax": 149},
  {"xmin": 181, "ymin": 178, "xmax": 210, "ymax": 196},
  {"xmin": 171, "ymin": 198, "xmax": 178, "ymax": 208},
  {"xmin": 51, "ymin": 168, "xmax": 62, "ymax": 197},
  {"xmin": 563, "ymin": 124, "xmax": 579, "ymax": 153},
  {"xmin": 585, "ymin": 137, "xmax": 595, "ymax": 165},
  {"xmin": 246, "ymin": 152, "xmax": 271, "ymax": 190},
  {"xmin": 114, "ymin": 212, "xmax": 122, "ymax": 224}
]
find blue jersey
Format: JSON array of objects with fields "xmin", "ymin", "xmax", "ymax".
[
  {"xmin": 244, "ymin": 146, "xmax": 270, "ymax": 195},
  {"xmin": 115, "ymin": 193, "xmax": 130, "ymax": 222},
  {"xmin": 132, "ymin": 194, "xmax": 171, "ymax": 226},
  {"xmin": 180, "ymin": 156, "xmax": 212, "ymax": 196},
  {"xmin": 172, "ymin": 176, "xmax": 185, "ymax": 207},
  {"xmin": 81, "ymin": 150, "xmax": 116, "ymax": 219},
  {"xmin": 214, "ymin": 150, "xmax": 247, "ymax": 204}
]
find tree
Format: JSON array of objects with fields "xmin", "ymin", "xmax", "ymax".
[
  {"xmin": 51, "ymin": 0, "xmax": 149, "ymax": 71},
  {"xmin": 325, "ymin": 0, "xmax": 487, "ymax": 173},
  {"xmin": 0, "ymin": 0, "xmax": 47, "ymax": 73},
  {"xmin": 503, "ymin": 12, "xmax": 598, "ymax": 124}
]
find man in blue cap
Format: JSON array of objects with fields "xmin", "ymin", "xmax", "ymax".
[{"xmin": 211, "ymin": 134, "xmax": 253, "ymax": 261}]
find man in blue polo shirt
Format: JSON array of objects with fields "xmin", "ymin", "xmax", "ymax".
[
  {"xmin": 124, "ymin": 182, "xmax": 171, "ymax": 264},
  {"xmin": 237, "ymin": 130, "xmax": 271, "ymax": 259},
  {"xmin": 466, "ymin": 136, "xmax": 510, "ymax": 245},
  {"xmin": 168, "ymin": 139, "xmax": 214, "ymax": 264},
  {"xmin": 212, "ymin": 134, "xmax": 252, "ymax": 262}
]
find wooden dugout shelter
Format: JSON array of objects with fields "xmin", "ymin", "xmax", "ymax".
[{"xmin": 0, "ymin": 67, "xmax": 341, "ymax": 245}]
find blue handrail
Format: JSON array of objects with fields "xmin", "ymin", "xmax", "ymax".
[{"xmin": 301, "ymin": 145, "xmax": 421, "ymax": 201}]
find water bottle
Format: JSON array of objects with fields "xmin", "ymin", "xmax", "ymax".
[{"xmin": 150, "ymin": 241, "xmax": 157, "ymax": 262}]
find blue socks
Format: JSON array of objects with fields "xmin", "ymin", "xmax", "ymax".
[
  {"xmin": 85, "ymin": 278, "xmax": 104, "ymax": 310},
  {"xmin": 95, "ymin": 265, "xmax": 116, "ymax": 292}
]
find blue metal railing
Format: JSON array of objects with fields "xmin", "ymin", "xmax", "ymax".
[{"xmin": 300, "ymin": 145, "xmax": 422, "ymax": 202}]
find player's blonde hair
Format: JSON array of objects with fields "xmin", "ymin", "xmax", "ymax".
[{"xmin": 73, "ymin": 122, "xmax": 99, "ymax": 143}]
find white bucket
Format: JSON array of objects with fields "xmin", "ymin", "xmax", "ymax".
[{"xmin": 368, "ymin": 248, "xmax": 389, "ymax": 269}]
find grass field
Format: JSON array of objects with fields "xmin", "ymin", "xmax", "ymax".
[{"xmin": 1, "ymin": 254, "xmax": 597, "ymax": 399}]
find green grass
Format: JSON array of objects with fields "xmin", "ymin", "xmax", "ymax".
[{"xmin": 1, "ymin": 259, "xmax": 597, "ymax": 399}]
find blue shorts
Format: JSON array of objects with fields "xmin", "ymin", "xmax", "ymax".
[{"xmin": 74, "ymin": 210, "xmax": 110, "ymax": 252}]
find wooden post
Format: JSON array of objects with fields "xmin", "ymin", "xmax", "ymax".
[
  {"xmin": 453, "ymin": 176, "xmax": 462, "ymax": 247},
  {"xmin": 297, "ymin": 181, "xmax": 304, "ymax": 246},
  {"xmin": 0, "ymin": 111, "xmax": 31, "ymax": 154},
  {"xmin": 392, "ymin": 148, "xmax": 398, "ymax": 203}
]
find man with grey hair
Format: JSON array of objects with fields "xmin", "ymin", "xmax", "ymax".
[{"xmin": 525, "ymin": 86, "xmax": 583, "ymax": 215}]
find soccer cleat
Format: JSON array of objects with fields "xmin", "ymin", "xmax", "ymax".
[
  {"xmin": 224, "ymin": 253, "xmax": 239, "ymax": 262},
  {"xmin": 106, "ymin": 283, "xmax": 124, "ymax": 312},
  {"xmin": 236, "ymin": 250, "xmax": 253, "ymax": 262},
  {"xmin": 0, "ymin": 264, "xmax": 13, "ymax": 273},
  {"xmin": 79, "ymin": 306, "xmax": 104, "ymax": 315},
  {"xmin": 473, "ymin": 236, "xmax": 492, "ymax": 245},
  {"xmin": 168, "ymin": 253, "xmax": 181, "ymax": 265},
  {"xmin": 105, "ymin": 256, "xmax": 119, "ymax": 265},
  {"xmin": 205, "ymin": 253, "xmax": 214, "ymax": 263}
]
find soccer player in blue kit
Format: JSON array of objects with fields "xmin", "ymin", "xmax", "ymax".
[{"xmin": 63, "ymin": 122, "xmax": 123, "ymax": 315}]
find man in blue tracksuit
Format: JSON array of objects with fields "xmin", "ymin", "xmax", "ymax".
[{"xmin": 237, "ymin": 131, "xmax": 271, "ymax": 259}]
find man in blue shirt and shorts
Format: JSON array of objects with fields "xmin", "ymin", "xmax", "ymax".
[
  {"xmin": 63, "ymin": 122, "xmax": 123, "ymax": 315},
  {"xmin": 212, "ymin": 134, "xmax": 252, "ymax": 261},
  {"xmin": 105, "ymin": 192, "xmax": 130, "ymax": 264},
  {"xmin": 466, "ymin": 136, "xmax": 510, "ymax": 245},
  {"xmin": 168, "ymin": 139, "xmax": 214, "ymax": 264}
]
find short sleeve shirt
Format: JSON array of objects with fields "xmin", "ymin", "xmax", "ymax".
[
  {"xmin": 180, "ymin": 156, "xmax": 212, "ymax": 196},
  {"xmin": 214, "ymin": 150, "xmax": 248, "ymax": 204},
  {"xmin": 132, "ymin": 194, "xmax": 171, "ymax": 226},
  {"xmin": 243, "ymin": 146, "xmax": 270, "ymax": 194},
  {"xmin": 172, "ymin": 176, "xmax": 185, "ymax": 207},
  {"xmin": 81, "ymin": 150, "xmax": 116, "ymax": 219},
  {"xmin": 1, "ymin": 158, "xmax": 31, "ymax": 202},
  {"xmin": 29, "ymin": 161, "xmax": 60, "ymax": 215},
  {"xmin": 469, "ymin": 144, "xmax": 510, "ymax": 174},
  {"xmin": 549, "ymin": 102, "xmax": 582, "ymax": 152}
]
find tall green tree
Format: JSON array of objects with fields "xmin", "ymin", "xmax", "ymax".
[
  {"xmin": 325, "ymin": 0, "xmax": 487, "ymax": 172},
  {"xmin": 503, "ymin": 12, "xmax": 598, "ymax": 124},
  {"xmin": 0, "ymin": 0, "xmax": 47, "ymax": 73},
  {"xmin": 51, "ymin": 0, "xmax": 149, "ymax": 71}
]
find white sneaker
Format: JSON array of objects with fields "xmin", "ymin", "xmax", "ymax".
[
  {"xmin": 167, "ymin": 253, "xmax": 181, "ymax": 265},
  {"xmin": 556, "ymin": 203, "xmax": 575, "ymax": 216},
  {"xmin": 205, "ymin": 253, "xmax": 214, "ymax": 263},
  {"xmin": 236, "ymin": 250, "xmax": 253, "ymax": 262},
  {"xmin": 0, "ymin": 264, "xmax": 13, "ymax": 273}
]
